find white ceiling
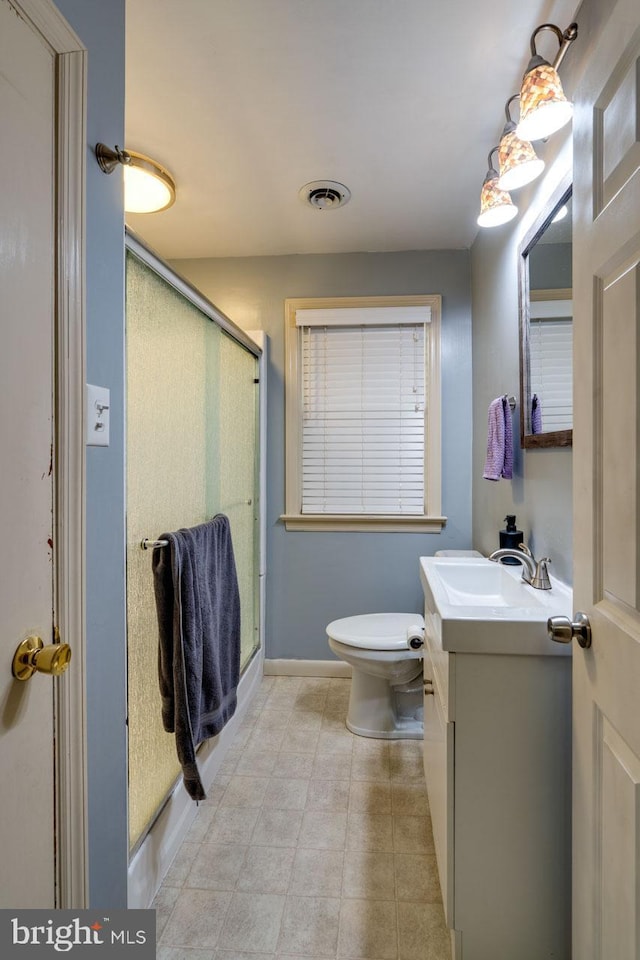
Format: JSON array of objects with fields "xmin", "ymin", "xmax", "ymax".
[{"xmin": 125, "ymin": 0, "xmax": 578, "ymax": 260}]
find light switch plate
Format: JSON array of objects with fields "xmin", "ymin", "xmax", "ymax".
[{"xmin": 86, "ymin": 384, "xmax": 110, "ymax": 446}]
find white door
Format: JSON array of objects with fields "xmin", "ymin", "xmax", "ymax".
[
  {"xmin": 0, "ymin": 0, "xmax": 86, "ymax": 908},
  {"xmin": 571, "ymin": 0, "xmax": 640, "ymax": 954}
]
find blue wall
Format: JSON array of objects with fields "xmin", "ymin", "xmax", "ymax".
[
  {"xmin": 173, "ymin": 251, "xmax": 473, "ymax": 660},
  {"xmin": 54, "ymin": 0, "xmax": 128, "ymax": 907}
]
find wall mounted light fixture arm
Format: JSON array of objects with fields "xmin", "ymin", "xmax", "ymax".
[
  {"xmin": 504, "ymin": 95, "xmax": 519, "ymax": 125},
  {"xmin": 486, "ymin": 147, "xmax": 500, "ymax": 178},
  {"xmin": 95, "ymin": 143, "xmax": 131, "ymax": 175},
  {"xmin": 553, "ymin": 23, "xmax": 578, "ymax": 70},
  {"xmin": 529, "ymin": 23, "xmax": 578, "ymax": 71}
]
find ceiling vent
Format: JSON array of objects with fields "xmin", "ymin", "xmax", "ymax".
[{"xmin": 299, "ymin": 180, "xmax": 351, "ymax": 210}]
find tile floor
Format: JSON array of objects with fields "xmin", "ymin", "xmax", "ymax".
[{"xmin": 154, "ymin": 675, "xmax": 451, "ymax": 960}]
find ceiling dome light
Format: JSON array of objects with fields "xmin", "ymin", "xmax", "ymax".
[
  {"xmin": 95, "ymin": 144, "xmax": 176, "ymax": 213},
  {"xmin": 477, "ymin": 149, "xmax": 518, "ymax": 228},
  {"xmin": 515, "ymin": 23, "xmax": 577, "ymax": 142},
  {"xmin": 497, "ymin": 96, "xmax": 544, "ymax": 191},
  {"xmin": 123, "ymin": 151, "xmax": 176, "ymax": 213}
]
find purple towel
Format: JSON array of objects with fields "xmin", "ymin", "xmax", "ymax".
[
  {"xmin": 531, "ymin": 394, "xmax": 543, "ymax": 434},
  {"xmin": 483, "ymin": 396, "xmax": 513, "ymax": 481}
]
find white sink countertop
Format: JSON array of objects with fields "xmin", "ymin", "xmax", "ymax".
[{"xmin": 420, "ymin": 555, "xmax": 573, "ymax": 656}]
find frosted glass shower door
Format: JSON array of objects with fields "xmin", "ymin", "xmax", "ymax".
[
  {"xmin": 126, "ymin": 251, "xmax": 259, "ymax": 850},
  {"xmin": 213, "ymin": 331, "xmax": 260, "ymax": 668}
]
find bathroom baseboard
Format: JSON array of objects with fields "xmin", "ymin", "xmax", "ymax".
[
  {"xmin": 127, "ymin": 649, "xmax": 264, "ymax": 909},
  {"xmin": 264, "ymin": 658, "xmax": 351, "ymax": 678}
]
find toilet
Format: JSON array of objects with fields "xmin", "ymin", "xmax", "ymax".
[{"xmin": 326, "ymin": 612, "xmax": 425, "ymax": 740}]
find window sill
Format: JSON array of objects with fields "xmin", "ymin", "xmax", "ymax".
[{"xmin": 280, "ymin": 514, "xmax": 447, "ymax": 533}]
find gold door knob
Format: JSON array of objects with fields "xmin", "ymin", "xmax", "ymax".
[{"xmin": 12, "ymin": 635, "xmax": 72, "ymax": 681}]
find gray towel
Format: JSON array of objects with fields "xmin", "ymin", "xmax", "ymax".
[{"xmin": 153, "ymin": 514, "xmax": 241, "ymax": 801}]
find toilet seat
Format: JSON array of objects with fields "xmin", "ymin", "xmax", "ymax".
[{"xmin": 326, "ymin": 612, "xmax": 424, "ymax": 651}]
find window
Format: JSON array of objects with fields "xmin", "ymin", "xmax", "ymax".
[{"xmin": 283, "ymin": 296, "xmax": 444, "ymax": 532}]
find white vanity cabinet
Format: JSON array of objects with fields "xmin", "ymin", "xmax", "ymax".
[{"xmin": 422, "ymin": 603, "xmax": 572, "ymax": 960}]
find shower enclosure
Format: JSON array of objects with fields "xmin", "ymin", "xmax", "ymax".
[{"xmin": 124, "ymin": 233, "xmax": 263, "ymax": 865}]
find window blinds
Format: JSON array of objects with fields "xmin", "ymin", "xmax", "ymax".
[
  {"xmin": 297, "ymin": 310, "xmax": 428, "ymax": 515},
  {"xmin": 529, "ymin": 316, "xmax": 573, "ymax": 432}
]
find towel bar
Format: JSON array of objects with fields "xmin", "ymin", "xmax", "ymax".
[
  {"xmin": 141, "ymin": 538, "xmax": 169, "ymax": 550},
  {"xmin": 140, "ymin": 504, "xmax": 251, "ymax": 550}
]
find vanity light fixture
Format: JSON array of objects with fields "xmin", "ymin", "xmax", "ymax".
[
  {"xmin": 497, "ymin": 95, "xmax": 544, "ymax": 192},
  {"xmin": 477, "ymin": 148, "xmax": 518, "ymax": 228},
  {"xmin": 516, "ymin": 23, "xmax": 578, "ymax": 142},
  {"xmin": 476, "ymin": 21, "xmax": 577, "ymax": 230},
  {"xmin": 95, "ymin": 144, "xmax": 176, "ymax": 213}
]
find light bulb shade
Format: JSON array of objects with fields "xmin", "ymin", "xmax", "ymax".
[
  {"xmin": 516, "ymin": 62, "xmax": 573, "ymax": 141},
  {"xmin": 477, "ymin": 176, "xmax": 518, "ymax": 228},
  {"xmin": 123, "ymin": 151, "xmax": 176, "ymax": 213},
  {"xmin": 497, "ymin": 131, "xmax": 545, "ymax": 191}
]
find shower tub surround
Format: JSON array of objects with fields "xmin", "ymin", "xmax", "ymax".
[{"xmin": 153, "ymin": 675, "xmax": 451, "ymax": 960}]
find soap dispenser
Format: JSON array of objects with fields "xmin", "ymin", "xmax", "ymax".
[{"xmin": 499, "ymin": 515, "xmax": 523, "ymax": 564}]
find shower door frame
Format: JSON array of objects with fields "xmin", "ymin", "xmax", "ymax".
[
  {"xmin": 124, "ymin": 229, "xmax": 266, "ymax": 908},
  {"xmin": 125, "ymin": 230, "xmax": 263, "ymax": 358}
]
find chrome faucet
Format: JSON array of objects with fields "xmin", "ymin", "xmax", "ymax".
[{"xmin": 488, "ymin": 543, "xmax": 552, "ymax": 590}]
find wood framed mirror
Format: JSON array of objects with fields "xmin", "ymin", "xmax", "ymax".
[{"xmin": 518, "ymin": 180, "xmax": 573, "ymax": 448}]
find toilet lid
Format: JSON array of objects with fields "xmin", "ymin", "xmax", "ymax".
[{"xmin": 326, "ymin": 612, "xmax": 425, "ymax": 651}]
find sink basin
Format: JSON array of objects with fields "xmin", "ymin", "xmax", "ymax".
[
  {"xmin": 419, "ymin": 556, "xmax": 573, "ymax": 655},
  {"xmin": 430, "ymin": 558, "xmax": 545, "ymax": 608}
]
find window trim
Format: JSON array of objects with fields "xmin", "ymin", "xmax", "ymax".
[{"xmin": 282, "ymin": 295, "xmax": 446, "ymax": 532}]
